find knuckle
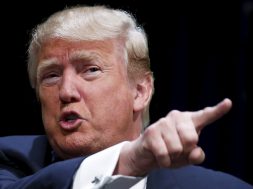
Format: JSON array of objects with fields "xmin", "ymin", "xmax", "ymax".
[
  {"xmin": 168, "ymin": 110, "xmax": 181, "ymax": 118},
  {"xmin": 184, "ymin": 137, "xmax": 198, "ymax": 152},
  {"xmin": 158, "ymin": 156, "xmax": 171, "ymax": 168},
  {"xmin": 203, "ymin": 107, "xmax": 212, "ymax": 112},
  {"xmin": 157, "ymin": 117, "xmax": 168, "ymax": 125},
  {"xmin": 157, "ymin": 152, "xmax": 167, "ymax": 158},
  {"xmin": 185, "ymin": 135, "xmax": 199, "ymax": 146},
  {"xmin": 156, "ymin": 150, "xmax": 169, "ymax": 160},
  {"xmin": 171, "ymin": 145, "xmax": 183, "ymax": 155},
  {"xmin": 144, "ymin": 126, "xmax": 156, "ymax": 137}
]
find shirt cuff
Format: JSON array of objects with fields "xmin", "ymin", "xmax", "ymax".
[{"xmin": 73, "ymin": 141, "xmax": 142, "ymax": 189}]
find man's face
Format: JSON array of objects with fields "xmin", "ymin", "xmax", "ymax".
[{"xmin": 37, "ymin": 38, "xmax": 141, "ymax": 159}]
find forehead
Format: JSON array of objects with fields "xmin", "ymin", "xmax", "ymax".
[
  {"xmin": 38, "ymin": 38, "xmax": 119, "ymax": 60},
  {"xmin": 40, "ymin": 39, "xmax": 116, "ymax": 55}
]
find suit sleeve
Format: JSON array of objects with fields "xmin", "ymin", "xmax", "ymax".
[{"xmin": 0, "ymin": 157, "xmax": 84, "ymax": 189}]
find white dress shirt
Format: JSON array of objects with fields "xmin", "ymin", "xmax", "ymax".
[{"xmin": 72, "ymin": 141, "xmax": 147, "ymax": 189}]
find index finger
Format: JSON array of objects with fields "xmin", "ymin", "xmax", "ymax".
[{"xmin": 192, "ymin": 98, "xmax": 232, "ymax": 131}]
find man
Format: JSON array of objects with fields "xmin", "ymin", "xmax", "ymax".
[{"xmin": 0, "ymin": 5, "xmax": 252, "ymax": 189}]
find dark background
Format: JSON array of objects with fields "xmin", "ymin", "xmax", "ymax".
[{"xmin": 1, "ymin": 0, "xmax": 252, "ymax": 185}]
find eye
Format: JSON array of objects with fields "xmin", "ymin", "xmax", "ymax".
[
  {"xmin": 80, "ymin": 66, "xmax": 101, "ymax": 80},
  {"xmin": 87, "ymin": 67, "xmax": 100, "ymax": 73},
  {"xmin": 39, "ymin": 72, "xmax": 60, "ymax": 86}
]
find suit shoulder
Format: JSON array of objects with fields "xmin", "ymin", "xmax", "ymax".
[
  {"xmin": 0, "ymin": 135, "xmax": 47, "ymax": 150},
  {"xmin": 0, "ymin": 135, "xmax": 47, "ymax": 144},
  {"xmin": 0, "ymin": 135, "xmax": 50, "ymax": 172}
]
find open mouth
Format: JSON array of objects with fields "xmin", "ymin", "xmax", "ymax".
[
  {"xmin": 59, "ymin": 111, "xmax": 83, "ymax": 130},
  {"xmin": 62, "ymin": 113, "xmax": 80, "ymax": 122},
  {"xmin": 60, "ymin": 111, "xmax": 82, "ymax": 122}
]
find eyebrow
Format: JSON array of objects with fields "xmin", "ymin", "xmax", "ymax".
[
  {"xmin": 69, "ymin": 51, "xmax": 101, "ymax": 63},
  {"xmin": 36, "ymin": 51, "xmax": 103, "ymax": 78},
  {"xmin": 37, "ymin": 58, "xmax": 59, "ymax": 78}
]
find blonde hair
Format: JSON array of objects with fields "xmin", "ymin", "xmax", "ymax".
[{"xmin": 27, "ymin": 5, "xmax": 153, "ymax": 128}]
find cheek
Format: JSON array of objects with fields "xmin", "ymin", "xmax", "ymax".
[
  {"xmin": 90, "ymin": 86, "xmax": 134, "ymax": 129},
  {"xmin": 39, "ymin": 87, "xmax": 59, "ymax": 107},
  {"xmin": 39, "ymin": 87, "xmax": 59, "ymax": 124}
]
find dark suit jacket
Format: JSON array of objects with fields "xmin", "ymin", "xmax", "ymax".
[{"xmin": 0, "ymin": 135, "xmax": 252, "ymax": 189}]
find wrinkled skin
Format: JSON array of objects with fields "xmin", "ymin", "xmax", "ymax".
[
  {"xmin": 37, "ymin": 38, "xmax": 144, "ymax": 159},
  {"xmin": 36, "ymin": 37, "xmax": 232, "ymax": 177},
  {"xmin": 115, "ymin": 98, "xmax": 232, "ymax": 176}
]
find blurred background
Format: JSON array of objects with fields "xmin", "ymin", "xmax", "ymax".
[{"xmin": 1, "ymin": 0, "xmax": 252, "ymax": 185}]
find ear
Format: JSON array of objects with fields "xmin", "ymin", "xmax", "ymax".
[{"xmin": 133, "ymin": 73, "xmax": 153, "ymax": 112}]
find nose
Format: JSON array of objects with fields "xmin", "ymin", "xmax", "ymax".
[{"xmin": 59, "ymin": 72, "xmax": 81, "ymax": 104}]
